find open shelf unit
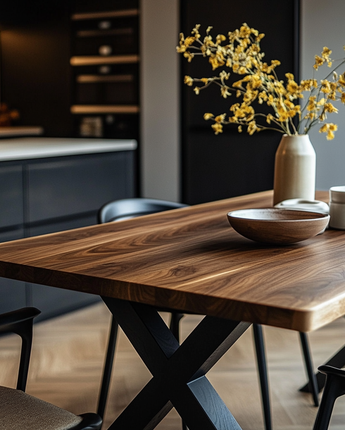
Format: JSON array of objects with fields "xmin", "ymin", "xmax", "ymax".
[{"xmin": 70, "ymin": 1, "xmax": 140, "ymax": 139}]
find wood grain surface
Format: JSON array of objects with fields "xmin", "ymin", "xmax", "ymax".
[{"xmin": 0, "ymin": 190, "xmax": 343, "ymax": 332}]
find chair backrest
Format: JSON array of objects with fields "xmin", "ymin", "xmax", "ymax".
[{"xmin": 98, "ymin": 198, "xmax": 188, "ymax": 223}]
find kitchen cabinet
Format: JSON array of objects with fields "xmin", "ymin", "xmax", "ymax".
[
  {"xmin": 0, "ymin": 166, "xmax": 26, "ymax": 314},
  {"xmin": 0, "ymin": 0, "xmax": 140, "ymax": 142},
  {"xmin": 0, "ymin": 165, "xmax": 24, "ymax": 229},
  {"xmin": 27, "ymin": 152, "xmax": 133, "ymax": 224},
  {"xmin": 0, "ymin": 138, "xmax": 136, "ymax": 320}
]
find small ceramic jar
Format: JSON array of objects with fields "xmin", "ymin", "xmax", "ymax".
[{"xmin": 329, "ymin": 186, "xmax": 345, "ymax": 229}]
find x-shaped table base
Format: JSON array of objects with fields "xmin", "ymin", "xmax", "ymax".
[{"xmin": 102, "ymin": 297, "xmax": 250, "ymax": 430}]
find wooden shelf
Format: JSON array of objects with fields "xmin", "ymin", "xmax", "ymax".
[
  {"xmin": 70, "ymin": 55, "xmax": 139, "ymax": 66},
  {"xmin": 71, "ymin": 105, "xmax": 139, "ymax": 114},
  {"xmin": 77, "ymin": 28, "xmax": 134, "ymax": 38},
  {"xmin": 71, "ymin": 9, "xmax": 139, "ymax": 21},
  {"xmin": 76, "ymin": 74, "xmax": 134, "ymax": 83}
]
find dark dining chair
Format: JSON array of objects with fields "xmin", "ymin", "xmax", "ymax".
[
  {"xmin": 0, "ymin": 307, "xmax": 102, "ymax": 430},
  {"xmin": 96, "ymin": 197, "xmax": 272, "ymax": 430},
  {"xmin": 313, "ymin": 364, "xmax": 345, "ymax": 430}
]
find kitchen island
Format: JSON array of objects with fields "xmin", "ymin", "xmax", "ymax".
[{"xmin": 0, "ymin": 137, "xmax": 137, "ymax": 320}]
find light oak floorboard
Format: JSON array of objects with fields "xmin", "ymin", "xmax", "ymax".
[{"xmin": 0, "ymin": 302, "xmax": 345, "ymax": 429}]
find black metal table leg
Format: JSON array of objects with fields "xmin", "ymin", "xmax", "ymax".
[
  {"xmin": 253, "ymin": 324, "xmax": 272, "ymax": 430},
  {"xmin": 299, "ymin": 332, "xmax": 319, "ymax": 406},
  {"xmin": 102, "ymin": 297, "xmax": 251, "ymax": 430}
]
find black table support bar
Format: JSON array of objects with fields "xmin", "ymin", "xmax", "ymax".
[{"xmin": 103, "ymin": 297, "xmax": 250, "ymax": 430}]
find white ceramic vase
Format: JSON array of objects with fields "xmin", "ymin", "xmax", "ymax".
[{"xmin": 273, "ymin": 134, "xmax": 316, "ymax": 206}]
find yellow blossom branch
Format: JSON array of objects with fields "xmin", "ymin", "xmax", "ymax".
[{"xmin": 178, "ymin": 23, "xmax": 345, "ymax": 140}]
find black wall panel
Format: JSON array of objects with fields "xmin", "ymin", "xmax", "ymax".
[{"xmin": 180, "ymin": 0, "xmax": 300, "ymax": 204}]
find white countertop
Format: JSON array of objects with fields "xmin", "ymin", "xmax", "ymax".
[{"xmin": 0, "ymin": 137, "xmax": 137, "ymax": 161}]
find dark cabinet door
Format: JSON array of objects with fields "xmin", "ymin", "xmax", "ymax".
[
  {"xmin": 180, "ymin": 0, "xmax": 300, "ymax": 204},
  {"xmin": 0, "ymin": 165, "xmax": 26, "ymax": 313},
  {"xmin": 26, "ymin": 151, "xmax": 135, "ymax": 223},
  {"xmin": 0, "ymin": 165, "xmax": 24, "ymax": 228}
]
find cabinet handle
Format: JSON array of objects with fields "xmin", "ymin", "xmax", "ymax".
[
  {"xmin": 98, "ymin": 20, "xmax": 111, "ymax": 30},
  {"xmin": 98, "ymin": 65, "xmax": 111, "ymax": 74},
  {"xmin": 99, "ymin": 45, "xmax": 112, "ymax": 56}
]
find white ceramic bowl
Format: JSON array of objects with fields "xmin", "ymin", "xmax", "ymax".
[
  {"xmin": 275, "ymin": 199, "xmax": 329, "ymax": 214},
  {"xmin": 227, "ymin": 208, "xmax": 330, "ymax": 245}
]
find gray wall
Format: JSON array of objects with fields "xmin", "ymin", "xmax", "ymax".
[
  {"xmin": 301, "ymin": 0, "xmax": 345, "ymax": 191},
  {"xmin": 140, "ymin": 0, "xmax": 180, "ymax": 202}
]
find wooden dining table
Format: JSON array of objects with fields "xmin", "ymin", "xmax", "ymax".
[{"xmin": 0, "ymin": 189, "xmax": 344, "ymax": 429}]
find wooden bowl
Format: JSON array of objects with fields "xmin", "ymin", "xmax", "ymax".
[{"xmin": 227, "ymin": 208, "xmax": 330, "ymax": 245}]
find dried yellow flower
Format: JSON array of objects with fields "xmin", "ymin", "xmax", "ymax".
[
  {"xmin": 221, "ymin": 86, "xmax": 231, "ymax": 98},
  {"xmin": 215, "ymin": 114, "xmax": 226, "ymax": 123},
  {"xmin": 184, "ymin": 76, "xmax": 193, "ymax": 86},
  {"xmin": 319, "ymin": 123, "xmax": 338, "ymax": 140},
  {"xmin": 339, "ymin": 73, "xmax": 345, "ymax": 87},
  {"xmin": 211, "ymin": 123, "xmax": 223, "ymax": 134},
  {"xmin": 324, "ymin": 103, "xmax": 338, "ymax": 113},
  {"xmin": 314, "ymin": 55, "xmax": 324, "ymax": 70},
  {"xmin": 247, "ymin": 120, "xmax": 257, "ymax": 135},
  {"xmin": 178, "ymin": 23, "xmax": 345, "ymax": 138}
]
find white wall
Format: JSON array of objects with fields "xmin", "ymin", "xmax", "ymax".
[
  {"xmin": 301, "ymin": 0, "xmax": 345, "ymax": 190},
  {"xmin": 140, "ymin": 0, "xmax": 180, "ymax": 202}
]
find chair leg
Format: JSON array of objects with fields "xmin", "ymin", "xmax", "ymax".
[
  {"xmin": 313, "ymin": 374, "xmax": 340, "ymax": 430},
  {"xmin": 97, "ymin": 315, "xmax": 119, "ymax": 419},
  {"xmin": 16, "ymin": 318, "xmax": 34, "ymax": 392},
  {"xmin": 253, "ymin": 324, "xmax": 272, "ymax": 430},
  {"xmin": 169, "ymin": 312, "xmax": 184, "ymax": 343},
  {"xmin": 299, "ymin": 332, "xmax": 319, "ymax": 406},
  {"xmin": 313, "ymin": 365, "xmax": 345, "ymax": 430},
  {"xmin": 0, "ymin": 307, "xmax": 41, "ymax": 392}
]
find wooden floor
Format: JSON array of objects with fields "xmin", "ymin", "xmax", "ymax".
[{"xmin": 1, "ymin": 302, "xmax": 345, "ymax": 429}]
